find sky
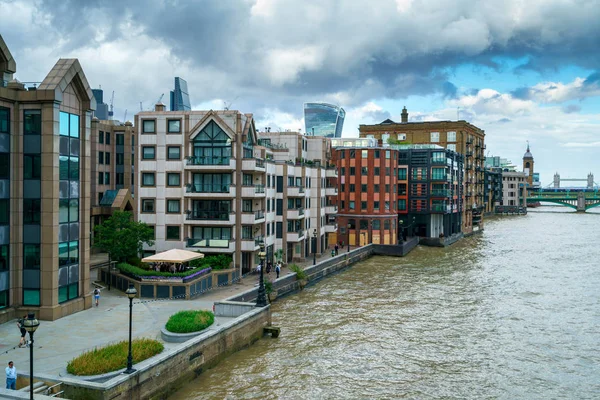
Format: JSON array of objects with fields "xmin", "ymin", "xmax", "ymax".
[{"xmin": 1, "ymin": 0, "xmax": 599, "ymax": 186}]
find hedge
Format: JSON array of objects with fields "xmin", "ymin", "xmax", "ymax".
[
  {"xmin": 165, "ymin": 310, "xmax": 215, "ymax": 333},
  {"xmin": 116, "ymin": 262, "xmax": 211, "ymax": 280}
]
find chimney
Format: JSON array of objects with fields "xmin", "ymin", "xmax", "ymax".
[
  {"xmin": 155, "ymin": 102, "xmax": 165, "ymax": 112},
  {"xmin": 401, "ymin": 106, "xmax": 408, "ymax": 123}
]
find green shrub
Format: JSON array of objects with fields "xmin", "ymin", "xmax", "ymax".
[
  {"xmin": 189, "ymin": 254, "xmax": 232, "ymax": 271},
  {"xmin": 67, "ymin": 338, "xmax": 164, "ymax": 376},
  {"xmin": 289, "ymin": 264, "xmax": 307, "ymax": 280},
  {"xmin": 126, "ymin": 256, "xmax": 143, "ymax": 268},
  {"xmin": 116, "ymin": 262, "xmax": 210, "ymax": 279},
  {"xmin": 264, "ymin": 280, "xmax": 273, "ymax": 294},
  {"xmin": 165, "ymin": 310, "xmax": 215, "ymax": 333}
]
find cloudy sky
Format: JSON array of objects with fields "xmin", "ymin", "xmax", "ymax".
[{"xmin": 2, "ymin": 0, "xmax": 600, "ymax": 185}]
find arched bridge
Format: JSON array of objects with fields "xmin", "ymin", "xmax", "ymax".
[{"xmin": 527, "ymin": 189, "xmax": 600, "ymax": 212}]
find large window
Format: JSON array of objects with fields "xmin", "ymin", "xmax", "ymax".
[
  {"xmin": 398, "ymin": 168, "xmax": 407, "ymax": 180},
  {"xmin": 447, "ymin": 131, "xmax": 456, "ymax": 142},
  {"xmin": 191, "ymin": 121, "xmax": 231, "ymax": 165},
  {"xmin": 190, "ymin": 173, "xmax": 231, "ymax": 193},
  {"xmin": 166, "ymin": 226, "xmax": 180, "ymax": 240},
  {"xmin": 191, "ymin": 226, "xmax": 232, "ymax": 240},
  {"xmin": 189, "ymin": 200, "xmax": 231, "ymax": 220}
]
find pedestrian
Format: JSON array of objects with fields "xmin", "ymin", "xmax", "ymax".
[
  {"xmin": 5, "ymin": 361, "xmax": 16, "ymax": 390},
  {"xmin": 17, "ymin": 315, "xmax": 27, "ymax": 348},
  {"xmin": 275, "ymin": 262, "xmax": 281, "ymax": 279},
  {"xmin": 93, "ymin": 287, "xmax": 101, "ymax": 307},
  {"xmin": 334, "ymin": 244, "xmax": 339, "ymax": 255},
  {"xmin": 266, "ymin": 262, "xmax": 272, "ymax": 274}
]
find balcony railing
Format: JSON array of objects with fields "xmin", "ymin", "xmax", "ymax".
[
  {"xmin": 431, "ymin": 158, "xmax": 446, "ymax": 165},
  {"xmin": 255, "ymin": 159, "xmax": 265, "ymax": 168},
  {"xmin": 298, "ymin": 207, "xmax": 304, "ymax": 215},
  {"xmin": 254, "ymin": 236, "xmax": 264, "ymax": 246},
  {"xmin": 431, "ymin": 204, "xmax": 447, "ymax": 212},
  {"xmin": 186, "ymin": 238, "xmax": 231, "ymax": 248},
  {"xmin": 255, "ymin": 210, "xmax": 265, "ymax": 220},
  {"xmin": 187, "ymin": 184, "xmax": 231, "ymax": 193},
  {"xmin": 430, "ymin": 189, "xmax": 451, "ymax": 197},
  {"xmin": 186, "ymin": 210, "xmax": 231, "ymax": 220},
  {"xmin": 186, "ymin": 156, "xmax": 231, "ymax": 166},
  {"xmin": 255, "ymin": 184, "xmax": 265, "ymax": 194}
]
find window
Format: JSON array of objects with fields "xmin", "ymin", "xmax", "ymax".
[
  {"xmin": 361, "ymin": 184, "xmax": 367, "ymax": 192},
  {"xmin": 142, "ymin": 146, "xmax": 155, "ymax": 160},
  {"xmin": 374, "ymin": 201, "xmax": 380, "ymax": 210},
  {"xmin": 397, "ymin": 199, "xmax": 407, "ymax": 210},
  {"xmin": 385, "ymin": 167, "xmax": 390, "ymax": 176},
  {"xmin": 166, "ymin": 226, "xmax": 180, "ymax": 240},
  {"xmin": 142, "ymin": 172, "xmax": 155, "ymax": 186},
  {"xmin": 430, "ymin": 131, "xmax": 440, "ymax": 142},
  {"xmin": 104, "ymin": 172, "xmax": 110, "ymax": 185},
  {"xmin": 447, "ymin": 144, "xmax": 456, "ymax": 152},
  {"xmin": 349, "ymin": 184, "xmax": 355, "ymax": 192},
  {"xmin": 167, "ymin": 172, "xmax": 181, "ymax": 187},
  {"xmin": 23, "ymin": 199, "xmax": 40, "ymax": 224},
  {"xmin": 98, "ymin": 151, "xmax": 104, "ymax": 164},
  {"xmin": 361, "ymin": 201, "xmax": 367, "ymax": 210},
  {"xmin": 242, "ymin": 226, "xmax": 252, "ymax": 239},
  {"xmin": 142, "ymin": 199, "xmax": 155, "ymax": 213},
  {"xmin": 373, "ymin": 220, "xmax": 381, "ymax": 229},
  {"xmin": 105, "ymin": 152, "xmax": 110, "ymax": 165},
  {"xmin": 23, "ymin": 155, "xmax": 41, "ymax": 179},
  {"xmin": 116, "ymin": 134, "xmax": 124, "ymax": 145},
  {"xmin": 350, "ymin": 167, "xmax": 355, "ymax": 176},
  {"xmin": 116, "ymin": 153, "xmax": 124, "ymax": 165},
  {"xmin": 105, "ymin": 132, "xmax": 111, "ymax": 145},
  {"xmin": 23, "ymin": 244, "xmax": 40, "ymax": 269},
  {"xmin": 168, "ymin": 119, "xmax": 181, "ymax": 133},
  {"xmin": 142, "ymin": 120, "xmax": 155, "ymax": 133},
  {"xmin": 98, "ymin": 192, "xmax": 103, "ymax": 204},
  {"xmin": 24, "ymin": 110, "xmax": 41, "ymax": 135},
  {"xmin": 447, "ymin": 131, "xmax": 456, "ymax": 142},
  {"xmin": 59, "ymin": 111, "xmax": 79, "ymax": 137},
  {"xmin": 360, "ymin": 220, "xmax": 368, "ymax": 229},
  {"xmin": 361, "ymin": 167, "xmax": 368, "ymax": 175},
  {"xmin": 361, "ymin": 150, "xmax": 367, "ymax": 158},
  {"xmin": 98, "ymin": 172, "xmax": 104, "ymax": 185},
  {"xmin": 349, "ymin": 201, "xmax": 355, "ymax": 210},
  {"xmin": 398, "ymin": 168, "xmax": 407, "ymax": 180},
  {"xmin": 374, "ymin": 184, "xmax": 379, "ymax": 192},
  {"xmin": 99, "ymin": 131, "xmax": 104, "ymax": 144},
  {"xmin": 375, "ymin": 150, "xmax": 380, "ymax": 158},
  {"xmin": 167, "ymin": 146, "xmax": 181, "ymax": 160},
  {"xmin": 384, "ymin": 220, "xmax": 390, "ymax": 230},
  {"xmin": 374, "ymin": 167, "xmax": 380, "ymax": 175}
]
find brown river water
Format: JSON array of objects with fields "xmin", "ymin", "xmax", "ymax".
[{"xmin": 170, "ymin": 207, "xmax": 600, "ymax": 399}]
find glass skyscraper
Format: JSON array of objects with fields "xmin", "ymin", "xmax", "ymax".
[
  {"xmin": 170, "ymin": 77, "xmax": 191, "ymax": 111},
  {"xmin": 304, "ymin": 102, "xmax": 345, "ymax": 138}
]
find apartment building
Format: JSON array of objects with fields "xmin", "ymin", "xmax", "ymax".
[
  {"xmin": 331, "ymin": 138, "xmax": 399, "ymax": 246},
  {"xmin": 501, "ymin": 171, "xmax": 528, "ymax": 211},
  {"xmin": 0, "ymin": 35, "xmax": 95, "ymax": 321},
  {"xmin": 359, "ymin": 107, "xmax": 485, "ymax": 234},
  {"xmin": 484, "ymin": 167, "xmax": 503, "ymax": 214},
  {"xmin": 135, "ymin": 106, "xmax": 335, "ymax": 275}
]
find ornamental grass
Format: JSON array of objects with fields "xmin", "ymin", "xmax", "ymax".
[
  {"xmin": 165, "ymin": 310, "xmax": 215, "ymax": 334},
  {"xmin": 66, "ymin": 338, "xmax": 164, "ymax": 376}
]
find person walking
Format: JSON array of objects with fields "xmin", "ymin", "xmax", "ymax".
[
  {"xmin": 93, "ymin": 287, "xmax": 101, "ymax": 307},
  {"xmin": 334, "ymin": 244, "xmax": 339, "ymax": 255},
  {"xmin": 5, "ymin": 361, "xmax": 16, "ymax": 390},
  {"xmin": 17, "ymin": 315, "xmax": 27, "ymax": 348},
  {"xmin": 275, "ymin": 262, "xmax": 281, "ymax": 279}
]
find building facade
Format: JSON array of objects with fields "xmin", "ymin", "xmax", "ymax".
[
  {"xmin": 500, "ymin": 171, "xmax": 528, "ymax": 213},
  {"xmin": 359, "ymin": 107, "xmax": 485, "ymax": 234},
  {"xmin": 523, "ymin": 144, "xmax": 534, "ymax": 187},
  {"xmin": 484, "ymin": 167, "xmax": 503, "ymax": 214},
  {"xmin": 0, "ymin": 35, "xmax": 96, "ymax": 321},
  {"xmin": 170, "ymin": 77, "xmax": 191, "ymax": 112},
  {"xmin": 304, "ymin": 102, "xmax": 346, "ymax": 138}
]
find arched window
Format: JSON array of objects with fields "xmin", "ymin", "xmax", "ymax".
[
  {"xmin": 525, "ymin": 162, "xmax": 530, "ymax": 168},
  {"xmin": 192, "ymin": 121, "xmax": 231, "ymax": 165}
]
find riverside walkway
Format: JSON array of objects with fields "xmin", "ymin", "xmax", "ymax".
[{"xmin": 0, "ymin": 256, "xmax": 320, "ymax": 377}]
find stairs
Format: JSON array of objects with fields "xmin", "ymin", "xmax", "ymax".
[{"xmin": 19, "ymin": 381, "xmax": 65, "ymax": 397}]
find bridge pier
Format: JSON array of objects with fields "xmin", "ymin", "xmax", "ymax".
[{"xmin": 577, "ymin": 192, "xmax": 586, "ymax": 212}]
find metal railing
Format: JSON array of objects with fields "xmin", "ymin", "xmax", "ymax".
[
  {"xmin": 186, "ymin": 210, "xmax": 231, "ymax": 221},
  {"xmin": 186, "ymin": 156, "xmax": 231, "ymax": 166},
  {"xmin": 255, "ymin": 210, "xmax": 265, "ymax": 219},
  {"xmin": 255, "ymin": 184, "xmax": 265, "ymax": 194},
  {"xmin": 430, "ymin": 189, "xmax": 451, "ymax": 197},
  {"xmin": 186, "ymin": 238, "xmax": 231, "ymax": 248},
  {"xmin": 186, "ymin": 184, "xmax": 231, "ymax": 193}
]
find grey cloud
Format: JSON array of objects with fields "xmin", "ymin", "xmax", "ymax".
[{"xmin": 562, "ymin": 104, "xmax": 581, "ymax": 114}]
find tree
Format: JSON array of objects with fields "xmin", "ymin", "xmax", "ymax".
[{"xmin": 94, "ymin": 211, "xmax": 155, "ymax": 262}]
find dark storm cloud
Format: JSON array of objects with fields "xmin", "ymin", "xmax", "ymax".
[{"xmin": 4, "ymin": 0, "xmax": 600, "ymax": 117}]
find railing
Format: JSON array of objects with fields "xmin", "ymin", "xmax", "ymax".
[
  {"xmin": 431, "ymin": 174, "xmax": 450, "ymax": 182},
  {"xmin": 187, "ymin": 184, "xmax": 231, "ymax": 193},
  {"xmin": 255, "ymin": 184, "xmax": 265, "ymax": 194},
  {"xmin": 254, "ymin": 236, "xmax": 264, "ymax": 245},
  {"xmin": 187, "ymin": 210, "xmax": 231, "ymax": 220},
  {"xmin": 431, "ymin": 158, "xmax": 446, "ymax": 164},
  {"xmin": 431, "ymin": 204, "xmax": 448, "ymax": 212},
  {"xmin": 186, "ymin": 156, "xmax": 231, "ymax": 166},
  {"xmin": 255, "ymin": 210, "xmax": 265, "ymax": 219},
  {"xmin": 430, "ymin": 189, "xmax": 451, "ymax": 197},
  {"xmin": 186, "ymin": 238, "xmax": 231, "ymax": 248},
  {"xmin": 255, "ymin": 159, "xmax": 265, "ymax": 168},
  {"xmin": 298, "ymin": 207, "xmax": 304, "ymax": 215}
]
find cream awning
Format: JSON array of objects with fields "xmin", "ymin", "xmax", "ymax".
[{"xmin": 141, "ymin": 249, "xmax": 204, "ymax": 264}]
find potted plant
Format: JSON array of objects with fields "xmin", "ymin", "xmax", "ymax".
[
  {"xmin": 265, "ymin": 280, "xmax": 277, "ymax": 302},
  {"xmin": 289, "ymin": 263, "xmax": 308, "ymax": 290}
]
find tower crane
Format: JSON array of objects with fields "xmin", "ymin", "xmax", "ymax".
[
  {"xmin": 108, "ymin": 91, "xmax": 115, "ymax": 119},
  {"xmin": 156, "ymin": 93, "xmax": 164, "ymax": 104}
]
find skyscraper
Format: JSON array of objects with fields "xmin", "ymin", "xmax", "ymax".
[
  {"xmin": 304, "ymin": 102, "xmax": 345, "ymax": 138},
  {"xmin": 169, "ymin": 77, "xmax": 191, "ymax": 111},
  {"xmin": 92, "ymin": 88, "xmax": 109, "ymax": 120}
]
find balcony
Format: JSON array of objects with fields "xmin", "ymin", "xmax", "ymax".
[
  {"xmin": 241, "ymin": 184, "xmax": 266, "ymax": 198},
  {"xmin": 430, "ymin": 189, "xmax": 451, "ymax": 197},
  {"xmin": 431, "ymin": 158, "xmax": 446, "ymax": 165},
  {"xmin": 325, "ymin": 223, "xmax": 337, "ymax": 233},
  {"xmin": 186, "ymin": 238, "xmax": 233, "ymax": 250},
  {"xmin": 287, "ymin": 185, "xmax": 305, "ymax": 197},
  {"xmin": 241, "ymin": 236, "xmax": 263, "ymax": 251},
  {"xmin": 242, "ymin": 158, "xmax": 266, "ymax": 171},
  {"xmin": 431, "ymin": 204, "xmax": 451, "ymax": 213},
  {"xmin": 325, "ymin": 205, "xmax": 337, "ymax": 214},
  {"xmin": 185, "ymin": 184, "xmax": 235, "ymax": 198},
  {"xmin": 325, "ymin": 186, "xmax": 338, "ymax": 196},
  {"xmin": 286, "ymin": 229, "xmax": 305, "ymax": 242},
  {"xmin": 185, "ymin": 210, "xmax": 234, "ymax": 225},
  {"xmin": 185, "ymin": 156, "xmax": 235, "ymax": 170},
  {"xmin": 325, "ymin": 167, "xmax": 338, "ymax": 178},
  {"xmin": 287, "ymin": 208, "xmax": 305, "ymax": 219},
  {"xmin": 255, "ymin": 210, "xmax": 265, "ymax": 220},
  {"xmin": 431, "ymin": 174, "xmax": 451, "ymax": 182}
]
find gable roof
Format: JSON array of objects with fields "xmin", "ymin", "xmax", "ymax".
[
  {"xmin": 0, "ymin": 34, "xmax": 16, "ymax": 74},
  {"xmin": 37, "ymin": 58, "xmax": 96, "ymax": 111}
]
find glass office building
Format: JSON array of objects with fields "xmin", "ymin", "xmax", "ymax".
[
  {"xmin": 304, "ymin": 102, "xmax": 345, "ymax": 138},
  {"xmin": 170, "ymin": 77, "xmax": 191, "ymax": 111}
]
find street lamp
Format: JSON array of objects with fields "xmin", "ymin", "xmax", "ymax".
[
  {"xmin": 256, "ymin": 241, "xmax": 267, "ymax": 307},
  {"xmin": 312, "ymin": 228, "xmax": 317, "ymax": 265},
  {"xmin": 347, "ymin": 223, "xmax": 351, "ymax": 252},
  {"xmin": 22, "ymin": 313, "xmax": 39, "ymax": 400},
  {"xmin": 124, "ymin": 283, "xmax": 137, "ymax": 374}
]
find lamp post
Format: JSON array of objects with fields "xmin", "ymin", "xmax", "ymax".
[
  {"xmin": 256, "ymin": 241, "xmax": 267, "ymax": 307},
  {"xmin": 399, "ymin": 219, "xmax": 404, "ymax": 242},
  {"xmin": 347, "ymin": 223, "xmax": 351, "ymax": 252},
  {"xmin": 312, "ymin": 228, "xmax": 317, "ymax": 265},
  {"xmin": 22, "ymin": 313, "xmax": 39, "ymax": 400},
  {"xmin": 124, "ymin": 284, "xmax": 137, "ymax": 374}
]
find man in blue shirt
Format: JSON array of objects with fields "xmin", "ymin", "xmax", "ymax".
[{"xmin": 5, "ymin": 361, "xmax": 16, "ymax": 390}]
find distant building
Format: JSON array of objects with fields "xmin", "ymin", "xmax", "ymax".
[
  {"xmin": 170, "ymin": 77, "xmax": 191, "ymax": 111},
  {"xmin": 499, "ymin": 171, "xmax": 528, "ymax": 214},
  {"xmin": 522, "ymin": 143, "xmax": 534, "ymax": 187},
  {"xmin": 92, "ymin": 88, "xmax": 109, "ymax": 120},
  {"xmin": 484, "ymin": 167, "xmax": 503, "ymax": 214},
  {"xmin": 304, "ymin": 103, "xmax": 345, "ymax": 138}
]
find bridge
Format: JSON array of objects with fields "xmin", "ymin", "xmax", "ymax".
[{"xmin": 527, "ymin": 189, "xmax": 600, "ymax": 212}]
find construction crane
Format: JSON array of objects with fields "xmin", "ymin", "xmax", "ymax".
[
  {"xmin": 156, "ymin": 93, "xmax": 164, "ymax": 105},
  {"xmin": 108, "ymin": 91, "xmax": 115, "ymax": 119},
  {"xmin": 123, "ymin": 109, "xmax": 128, "ymax": 123}
]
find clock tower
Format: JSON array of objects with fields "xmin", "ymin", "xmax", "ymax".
[{"xmin": 523, "ymin": 142, "xmax": 534, "ymax": 187}]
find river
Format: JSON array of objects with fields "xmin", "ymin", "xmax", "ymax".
[{"xmin": 170, "ymin": 207, "xmax": 600, "ymax": 399}]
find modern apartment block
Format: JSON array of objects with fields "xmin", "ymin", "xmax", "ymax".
[
  {"xmin": 0, "ymin": 35, "xmax": 96, "ymax": 321},
  {"xmin": 90, "ymin": 118, "xmax": 136, "ymax": 237},
  {"xmin": 135, "ymin": 105, "xmax": 336, "ymax": 275},
  {"xmin": 359, "ymin": 107, "xmax": 486, "ymax": 234},
  {"xmin": 500, "ymin": 171, "xmax": 528, "ymax": 213},
  {"xmin": 484, "ymin": 167, "xmax": 503, "ymax": 214},
  {"xmin": 331, "ymin": 138, "xmax": 399, "ymax": 246}
]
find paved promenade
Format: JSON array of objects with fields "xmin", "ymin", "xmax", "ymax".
[{"xmin": 0, "ymin": 255, "xmax": 325, "ymax": 378}]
